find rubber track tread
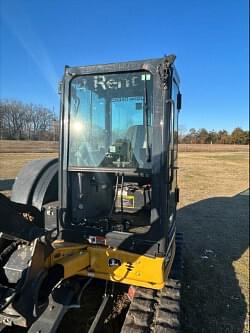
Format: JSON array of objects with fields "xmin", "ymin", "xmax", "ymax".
[{"xmin": 121, "ymin": 233, "xmax": 183, "ymax": 333}]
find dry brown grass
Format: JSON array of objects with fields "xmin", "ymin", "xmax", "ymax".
[
  {"xmin": 0, "ymin": 140, "xmax": 248, "ymax": 153},
  {"xmin": 177, "ymin": 151, "xmax": 249, "ymax": 333},
  {"xmin": 178, "ymin": 151, "xmax": 249, "ymax": 207},
  {"xmin": 0, "ymin": 140, "xmax": 58, "ymax": 153},
  {"xmin": 0, "ymin": 152, "xmax": 58, "ymax": 196},
  {"xmin": 0, "ymin": 153, "xmax": 58, "ymax": 180},
  {"xmin": 179, "ymin": 144, "xmax": 249, "ymax": 152}
]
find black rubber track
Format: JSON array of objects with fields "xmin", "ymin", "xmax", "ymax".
[{"xmin": 121, "ymin": 233, "xmax": 183, "ymax": 333}]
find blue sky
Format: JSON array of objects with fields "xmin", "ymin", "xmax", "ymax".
[{"xmin": 0, "ymin": 0, "xmax": 249, "ymax": 133}]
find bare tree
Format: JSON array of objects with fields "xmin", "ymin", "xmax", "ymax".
[{"xmin": 0, "ymin": 99, "xmax": 58, "ymax": 140}]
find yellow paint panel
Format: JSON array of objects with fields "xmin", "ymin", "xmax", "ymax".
[
  {"xmin": 58, "ymin": 252, "xmax": 89, "ymax": 279},
  {"xmin": 45, "ymin": 241, "xmax": 174, "ymax": 290},
  {"xmin": 85, "ymin": 246, "xmax": 165, "ymax": 289}
]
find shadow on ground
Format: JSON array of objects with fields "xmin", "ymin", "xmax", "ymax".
[
  {"xmin": 0, "ymin": 180, "xmax": 14, "ymax": 192},
  {"xmin": 178, "ymin": 190, "xmax": 249, "ymax": 333}
]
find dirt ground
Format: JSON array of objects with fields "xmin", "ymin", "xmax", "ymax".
[{"xmin": 0, "ymin": 145, "xmax": 249, "ymax": 332}]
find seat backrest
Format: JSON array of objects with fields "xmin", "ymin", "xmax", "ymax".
[{"xmin": 126, "ymin": 125, "xmax": 152, "ymax": 166}]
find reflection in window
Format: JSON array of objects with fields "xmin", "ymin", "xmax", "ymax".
[
  {"xmin": 69, "ymin": 89, "xmax": 106, "ymax": 166},
  {"xmin": 69, "ymin": 72, "xmax": 153, "ymax": 169}
]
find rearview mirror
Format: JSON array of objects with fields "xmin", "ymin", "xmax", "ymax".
[{"xmin": 177, "ymin": 92, "xmax": 182, "ymax": 110}]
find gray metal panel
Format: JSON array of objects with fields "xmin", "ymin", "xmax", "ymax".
[
  {"xmin": 11, "ymin": 158, "xmax": 58, "ymax": 210},
  {"xmin": 32, "ymin": 163, "xmax": 58, "ymax": 210},
  {"xmin": 66, "ymin": 58, "xmax": 163, "ymax": 76}
]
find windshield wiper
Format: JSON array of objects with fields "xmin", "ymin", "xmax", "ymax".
[{"xmin": 144, "ymin": 80, "xmax": 151, "ymax": 163}]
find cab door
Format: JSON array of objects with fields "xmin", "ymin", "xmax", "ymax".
[{"xmin": 168, "ymin": 77, "xmax": 181, "ymax": 236}]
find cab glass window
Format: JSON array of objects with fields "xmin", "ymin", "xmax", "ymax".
[{"xmin": 68, "ymin": 72, "xmax": 153, "ymax": 169}]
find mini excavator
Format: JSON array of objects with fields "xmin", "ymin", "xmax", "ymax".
[{"xmin": 0, "ymin": 55, "xmax": 182, "ymax": 333}]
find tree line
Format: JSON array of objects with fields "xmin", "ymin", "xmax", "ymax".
[
  {"xmin": 179, "ymin": 127, "xmax": 249, "ymax": 145},
  {"xmin": 0, "ymin": 99, "xmax": 248, "ymax": 144},
  {"xmin": 0, "ymin": 99, "xmax": 59, "ymax": 141}
]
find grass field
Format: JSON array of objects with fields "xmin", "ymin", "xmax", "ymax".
[
  {"xmin": 0, "ymin": 140, "xmax": 58, "ymax": 153},
  {"xmin": 177, "ymin": 151, "xmax": 249, "ymax": 333},
  {"xmin": 0, "ymin": 142, "xmax": 249, "ymax": 332},
  {"xmin": 0, "ymin": 140, "xmax": 248, "ymax": 153}
]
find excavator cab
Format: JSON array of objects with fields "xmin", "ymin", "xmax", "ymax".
[
  {"xmin": 0, "ymin": 55, "xmax": 182, "ymax": 332},
  {"xmin": 60, "ymin": 56, "xmax": 181, "ymax": 260}
]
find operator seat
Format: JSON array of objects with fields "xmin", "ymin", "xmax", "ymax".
[{"xmin": 125, "ymin": 125, "xmax": 152, "ymax": 167}]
